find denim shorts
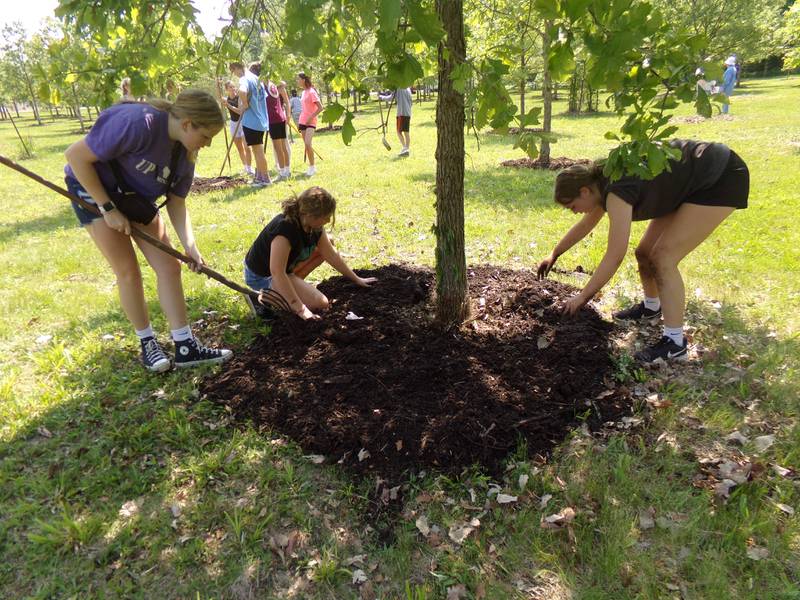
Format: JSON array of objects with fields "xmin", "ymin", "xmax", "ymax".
[
  {"xmin": 243, "ymin": 262, "xmax": 272, "ymax": 291},
  {"xmin": 65, "ymin": 177, "xmax": 102, "ymax": 226}
]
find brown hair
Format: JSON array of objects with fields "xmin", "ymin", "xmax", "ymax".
[
  {"xmin": 229, "ymin": 61, "xmax": 244, "ymax": 71},
  {"xmin": 553, "ymin": 162, "xmax": 606, "ymax": 204},
  {"xmin": 282, "ymin": 186, "xmax": 336, "ymax": 229},
  {"xmin": 297, "ymin": 72, "xmax": 312, "ymax": 89},
  {"xmin": 143, "ymin": 89, "xmax": 224, "ymax": 162},
  {"xmin": 248, "ymin": 61, "xmax": 262, "ymax": 76}
]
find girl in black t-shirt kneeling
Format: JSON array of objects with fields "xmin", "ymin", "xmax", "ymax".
[
  {"xmin": 244, "ymin": 186, "xmax": 377, "ymax": 320},
  {"xmin": 537, "ymin": 140, "xmax": 748, "ymax": 363}
]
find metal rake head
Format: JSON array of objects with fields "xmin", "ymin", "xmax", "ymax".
[{"xmin": 257, "ymin": 288, "xmax": 292, "ymax": 314}]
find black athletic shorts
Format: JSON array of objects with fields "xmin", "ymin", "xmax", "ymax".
[
  {"xmin": 298, "ymin": 123, "xmax": 315, "ymax": 132},
  {"xmin": 269, "ymin": 121, "xmax": 287, "ymax": 140},
  {"xmin": 242, "ymin": 125, "xmax": 265, "ymax": 146},
  {"xmin": 684, "ymin": 150, "xmax": 749, "ymax": 210},
  {"xmin": 396, "ymin": 115, "xmax": 410, "ymax": 133}
]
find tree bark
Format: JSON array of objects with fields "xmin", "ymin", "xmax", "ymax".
[
  {"xmin": 519, "ymin": 49, "xmax": 526, "ymax": 116},
  {"xmin": 434, "ymin": 0, "xmax": 469, "ymax": 327},
  {"xmin": 540, "ymin": 19, "xmax": 553, "ymax": 162},
  {"xmin": 72, "ymin": 83, "xmax": 86, "ymax": 133},
  {"xmin": 21, "ymin": 66, "xmax": 42, "ymax": 126}
]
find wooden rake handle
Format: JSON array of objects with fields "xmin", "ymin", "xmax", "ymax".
[{"xmin": 0, "ymin": 154, "xmax": 292, "ymax": 312}]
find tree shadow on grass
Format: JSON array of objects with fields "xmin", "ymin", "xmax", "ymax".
[{"xmin": 0, "ymin": 205, "xmax": 76, "ymax": 244}]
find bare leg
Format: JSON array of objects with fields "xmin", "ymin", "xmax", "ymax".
[
  {"xmin": 132, "ymin": 214, "xmax": 188, "ymax": 330},
  {"xmin": 288, "ymin": 274, "xmax": 329, "ymax": 311},
  {"xmin": 233, "ymin": 136, "xmax": 249, "ymax": 168},
  {"xmin": 633, "ymin": 214, "xmax": 674, "ymax": 298},
  {"xmin": 650, "ymin": 203, "xmax": 736, "ymax": 328},
  {"xmin": 303, "ymin": 128, "xmax": 315, "ymax": 166},
  {"xmin": 292, "ymin": 247, "xmax": 325, "ymax": 279},
  {"xmin": 86, "ymin": 219, "xmax": 148, "ymax": 329},
  {"xmin": 271, "ymin": 137, "xmax": 288, "ymax": 169},
  {"xmin": 250, "ymin": 143, "xmax": 269, "ymax": 179}
]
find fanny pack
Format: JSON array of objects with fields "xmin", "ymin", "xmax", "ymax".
[{"xmin": 108, "ymin": 143, "xmax": 181, "ymax": 225}]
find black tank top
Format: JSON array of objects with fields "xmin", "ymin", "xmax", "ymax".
[{"xmin": 226, "ymin": 96, "xmax": 240, "ymax": 122}]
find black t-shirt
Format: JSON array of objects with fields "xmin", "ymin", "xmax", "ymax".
[
  {"xmin": 226, "ymin": 96, "xmax": 240, "ymax": 122},
  {"xmin": 603, "ymin": 140, "xmax": 731, "ymax": 221},
  {"xmin": 245, "ymin": 213, "xmax": 322, "ymax": 277}
]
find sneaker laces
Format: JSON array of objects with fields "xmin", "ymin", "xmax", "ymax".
[
  {"xmin": 143, "ymin": 338, "xmax": 166, "ymax": 363},
  {"xmin": 188, "ymin": 338, "xmax": 224, "ymax": 358}
]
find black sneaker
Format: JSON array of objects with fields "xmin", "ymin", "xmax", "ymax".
[
  {"xmin": 141, "ymin": 336, "xmax": 171, "ymax": 373},
  {"xmin": 613, "ymin": 302, "xmax": 662, "ymax": 322},
  {"xmin": 635, "ymin": 335, "xmax": 688, "ymax": 363},
  {"xmin": 174, "ymin": 337, "xmax": 233, "ymax": 368}
]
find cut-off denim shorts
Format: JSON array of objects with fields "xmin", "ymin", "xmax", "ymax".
[
  {"xmin": 243, "ymin": 262, "xmax": 272, "ymax": 292},
  {"xmin": 66, "ymin": 177, "xmax": 103, "ymax": 226}
]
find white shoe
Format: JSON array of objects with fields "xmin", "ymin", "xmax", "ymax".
[
  {"xmin": 399, "ymin": 147, "xmax": 409, "ymax": 156},
  {"xmin": 305, "ymin": 166, "xmax": 316, "ymax": 177},
  {"xmin": 244, "ymin": 166, "xmax": 255, "ymax": 176}
]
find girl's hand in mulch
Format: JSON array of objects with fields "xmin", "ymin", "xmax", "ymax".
[
  {"xmin": 561, "ymin": 294, "xmax": 585, "ymax": 316},
  {"xmin": 355, "ymin": 277, "xmax": 378, "ymax": 287},
  {"xmin": 186, "ymin": 246, "xmax": 205, "ymax": 273}
]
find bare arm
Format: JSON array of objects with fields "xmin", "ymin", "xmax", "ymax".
[
  {"xmin": 65, "ymin": 139, "xmax": 132, "ymax": 235},
  {"xmin": 552, "ymin": 206, "xmax": 605, "ymax": 259},
  {"xmin": 563, "ymin": 194, "xmax": 632, "ymax": 314},
  {"xmin": 269, "ymin": 236, "xmax": 314, "ymax": 317},
  {"xmin": 165, "ymin": 194, "xmax": 204, "ymax": 272},
  {"xmin": 225, "ymin": 99, "xmax": 244, "ymax": 115},
  {"xmin": 238, "ymin": 88, "xmax": 249, "ymax": 111},
  {"xmin": 316, "ymin": 231, "xmax": 376, "ymax": 287}
]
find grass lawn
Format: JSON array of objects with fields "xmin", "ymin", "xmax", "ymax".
[{"xmin": 1, "ymin": 75, "xmax": 798, "ymax": 599}]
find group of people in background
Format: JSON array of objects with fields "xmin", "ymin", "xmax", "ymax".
[
  {"xmin": 223, "ymin": 62, "xmax": 323, "ymax": 185},
  {"xmin": 695, "ymin": 54, "xmax": 740, "ymax": 114}
]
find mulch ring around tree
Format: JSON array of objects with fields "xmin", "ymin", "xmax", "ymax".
[
  {"xmin": 500, "ymin": 156, "xmax": 592, "ymax": 170},
  {"xmin": 190, "ymin": 175, "xmax": 248, "ymax": 194},
  {"xmin": 201, "ymin": 265, "xmax": 632, "ymax": 504}
]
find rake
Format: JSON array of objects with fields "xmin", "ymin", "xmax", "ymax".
[{"xmin": 0, "ymin": 154, "xmax": 292, "ymax": 317}]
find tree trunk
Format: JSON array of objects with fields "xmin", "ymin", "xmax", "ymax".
[
  {"xmin": 72, "ymin": 83, "xmax": 86, "ymax": 133},
  {"xmin": 22, "ymin": 68, "xmax": 42, "ymax": 125},
  {"xmin": 519, "ymin": 49, "xmax": 526, "ymax": 116},
  {"xmin": 12, "ymin": 100, "xmax": 20, "ymax": 117},
  {"xmin": 540, "ymin": 19, "xmax": 553, "ymax": 162},
  {"xmin": 434, "ymin": 0, "xmax": 469, "ymax": 328}
]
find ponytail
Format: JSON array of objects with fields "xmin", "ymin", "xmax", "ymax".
[{"xmin": 297, "ymin": 72, "xmax": 313, "ymax": 89}]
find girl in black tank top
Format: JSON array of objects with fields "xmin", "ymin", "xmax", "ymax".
[{"xmin": 538, "ymin": 139, "xmax": 748, "ymax": 365}]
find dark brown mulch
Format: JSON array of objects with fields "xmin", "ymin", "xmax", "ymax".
[
  {"xmin": 507, "ymin": 127, "xmax": 544, "ymax": 134},
  {"xmin": 201, "ymin": 264, "xmax": 631, "ymax": 489},
  {"xmin": 500, "ymin": 156, "xmax": 592, "ymax": 170},
  {"xmin": 190, "ymin": 175, "xmax": 248, "ymax": 194}
]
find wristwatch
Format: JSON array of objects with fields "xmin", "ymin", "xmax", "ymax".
[{"xmin": 99, "ymin": 200, "xmax": 116, "ymax": 214}]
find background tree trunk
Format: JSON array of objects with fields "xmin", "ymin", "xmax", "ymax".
[
  {"xmin": 72, "ymin": 83, "xmax": 86, "ymax": 133},
  {"xmin": 434, "ymin": 0, "xmax": 469, "ymax": 327},
  {"xmin": 540, "ymin": 19, "xmax": 553, "ymax": 162}
]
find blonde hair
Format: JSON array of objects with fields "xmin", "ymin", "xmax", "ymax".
[
  {"xmin": 282, "ymin": 186, "xmax": 336, "ymax": 229},
  {"xmin": 119, "ymin": 89, "xmax": 225, "ymax": 162},
  {"xmin": 553, "ymin": 162, "xmax": 606, "ymax": 204}
]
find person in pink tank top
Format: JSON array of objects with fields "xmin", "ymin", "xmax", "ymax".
[
  {"xmin": 296, "ymin": 72, "xmax": 323, "ymax": 177},
  {"xmin": 265, "ymin": 76, "xmax": 292, "ymax": 180}
]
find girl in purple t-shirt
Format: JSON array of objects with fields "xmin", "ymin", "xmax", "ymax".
[{"xmin": 64, "ymin": 89, "xmax": 233, "ymax": 372}]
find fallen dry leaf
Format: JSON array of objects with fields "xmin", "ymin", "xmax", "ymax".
[
  {"xmin": 358, "ymin": 448, "xmax": 371, "ymax": 462},
  {"xmin": 352, "ymin": 569, "xmax": 367, "ymax": 585},
  {"xmin": 305, "ymin": 455, "xmax": 325, "ymax": 464},
  {"xmin": 774, "ymin": 502, "xmax": 795, "ymax": 516},
  {"xmin": 518, "ymin": 473, "xmax": 529, "ymax": 491},
  {"xmin": 772, "ymin": 464, "xmax": 792, "ymax": 477},
  {"xmin": 746, "ymin": 545, "xmax": 769, "ymax": 560},
  {"xmin": 497, "ymin": 494, "xmax": 518, "ymax": 504},
  {"xmin": 639, "ymin": 507, "xmax": 655, "ymax": 530},
  {"xmin": 448, "ymin": 518, "xmax": 480, "ymax": 544},
  {"xmin": 714, "ymin": 479, "xmax": 737, "ymax": 499},
  {"xmin": 537, "ymin": 335, "xmax": 550, "ymax": 350},
  {"xmin": 446, "ymin": 583, "xmax": 468, "ymax": 600},
  {"xmin": 119, "ymin": 499, "xmax": 140, "ymax": 518},
  {"xmin": 36, "ymin": 426, "xmax": 53, "ymax": 439},
  {"xmin": 539, "ymin": 494, "xmax": 553, "ymax": 510},
  {"xmin": 541, "ymin": 507, "xmax": 576, "ymax": 529},
  {"xmin": 725, "ymin": 430, "xmax": 749, "ymax": 445},
  {"xmin": 754, "ymin": 434, "xmax": 775, "ymax": 453},
  {"xmin": 415, "ymin": 515, "xmax": 430, "ymax": 537}
]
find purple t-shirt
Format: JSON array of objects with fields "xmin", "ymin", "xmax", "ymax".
[{"xmin": 64, "ymin": 102, "xmax": 194, "ymax": 201}]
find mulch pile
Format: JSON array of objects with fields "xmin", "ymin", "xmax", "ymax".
[
  {"xmin": 670, "ymin": 114, "xmax": 735, "ymax": 124},
  {"xmin": 500, "ymin": 156, "xmax": 592, "ymax": 170},
  {"xmin": 201, "ymin": 264, "xmax": 631, "ymax": 490},
  {"xmin": 190, "ymin": 175, "xmax": 247, "ymax": 194},
  {"xmin": 507, "ymin": 127, "xmax": 544, "ymax": 134}
]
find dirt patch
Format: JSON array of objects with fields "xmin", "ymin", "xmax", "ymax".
[
  {"xmin": 190, "ymin": 175, "xmax": 248, "ymax": 194},
  {"xmin": 507, "ymin": 127, "xmax": 544, "ymax": 134},
  {"xmin": 670, "ymin": 114, "xmax": 735, "ymax": 124},
  {"xmin": 201, "ymin": 264, "xmax": 630, "ymax": 491},
  {"xmin": 501, "ymin": 157, "xmax": 592, "ymax": 170}
]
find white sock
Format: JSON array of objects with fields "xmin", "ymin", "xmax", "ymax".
[
  {"xmin": 171, "ymin": 325, "xmax": 193, "ymax": 342},
  {"xmin": 643, "ymin": 296, "xmax": 661, "ymax": 311},
  {"xmin": 663, "ymin": 326, "xmax": 684, "ymax": 345},
  {"xmin": 135, "ymin": 325, "xmax": 155, "ymax": 340}
]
